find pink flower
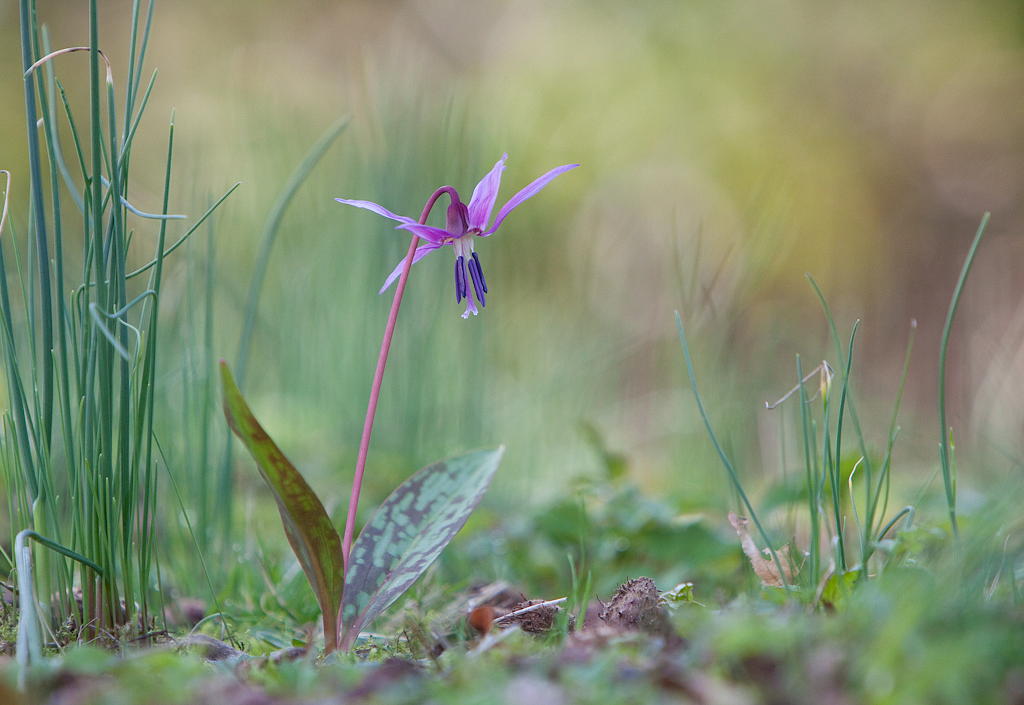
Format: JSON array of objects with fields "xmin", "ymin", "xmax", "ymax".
[{"xmin": 336, "ymin": 155, "xmax": 578, "ymax": 318}]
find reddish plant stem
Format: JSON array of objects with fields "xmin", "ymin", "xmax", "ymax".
[{"xmin": 341, "ymin": 186, "xmax": 458, "ymax": 571}]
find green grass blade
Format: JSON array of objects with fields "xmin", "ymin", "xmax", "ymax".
[
  {"xmin": 938, "ymin": 212, "xmax": 991, "ymax": 537},
  {"xmin": 796, "ymin": 355, "xmax": 820, "ymax": 586},
  {"xmin": 864, "ymin": 319, "xmax": 916, "ymax": 561},
  {"xmin": 807, "ymin": 276, "xmax": 875, "ymax": 529},
  {"xmin": 19, "ymin": 0, "xmax": 55, "ymax": 447},
  {"xmin": 674, "ymin": 312, "xmax": 789, "ymax": 588},
  {"xmin": 234, "ymin": 115, "xmax": 350, "ymax": 386},
  {"xmin": 831, "ymin": 320, "xmax": 860, "ymax": 570},
  {"xmin": 218, "ymin": 115, "xmax": 347, "ymax": 560},
  {"xmin": 124, "ymin": 182, "xmax": 241, "ymax": 279}
]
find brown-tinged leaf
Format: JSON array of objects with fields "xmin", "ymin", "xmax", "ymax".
[
  {"xmin": 220, "ymin": 361, "xmax": 344, "ymax": 651},
  {"xmin": 728, "ymin": 512, "xmax": 795, "ymax": 587}
]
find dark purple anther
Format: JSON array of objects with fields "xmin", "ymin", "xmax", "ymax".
[
  {"xmin": 467, "ymin": 256, "xmax": 486, "ymax": 307},
  {"xmin": 455, "ymin": 256, "xmax": 467, "ymax": 302},
  {"xmin": 471, "ymin": 251, "xmax": 488, "ymax": 293}
]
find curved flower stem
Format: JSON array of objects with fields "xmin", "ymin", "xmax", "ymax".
[{"xmin": 342, "ymin": 186, "xmax": 459, "ymax": 569}]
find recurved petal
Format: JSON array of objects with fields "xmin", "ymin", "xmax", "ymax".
[
  {"xmin": 482, "ymin": 163, "xmax": 579, "ymax": 236},
  {"xmin": 335, "ymin": 198, "xmax": 416, "ymax": 224},
  {"xmin": 379, "ymin": 243, "xmax": 441, "ymax": 293},
  {"xmin": 395, "ymin": 222, "xmax": 452, "ymax": 244},
  {"xmin": 467, "ymin": 154, "xmax": 508, "ymax": 231}
]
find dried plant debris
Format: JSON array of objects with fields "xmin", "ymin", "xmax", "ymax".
[
  {"xmin": 568, "ymin": 577, "xmax": 682, "ymax": 656},
  {"xmin": 598, "ymin": 577, "xmax": 676, "ymax": 638},
  {"xmin": 495, "ymin": 598, "xmax": 565, "ymax": 634},
  {"xmin": 164, "ymin": 598, "xmax": 206, "ymax": 628},
  {"xmin": 728, "ymin": 513, "xmax": 796, "ymax": 587},
  {"xmin": 176, "ymin": 634, "xmax": 245, "ymax": 662}
]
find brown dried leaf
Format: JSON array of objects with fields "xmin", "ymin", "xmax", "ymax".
[{"xmin": 728, "ymin": 513, "xmax": 795, "ymax": 587}]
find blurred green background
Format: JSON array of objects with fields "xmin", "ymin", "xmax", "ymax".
[{"xmin": 0, "ymin": 0, "xmax": 1021, "ymax": 594}]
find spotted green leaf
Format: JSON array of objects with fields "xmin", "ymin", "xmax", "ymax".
[
  {"xmin": 220, "ymin": 361, "xmax": 344, "ymax": 651},
  {"xmin": 340, "ymin": 447, "xmax": 503, "ymax": 649}
]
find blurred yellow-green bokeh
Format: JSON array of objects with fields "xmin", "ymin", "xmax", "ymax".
[{"xmin": 1, "ymin": 0, "xmax": 1021, "ymax": 517}]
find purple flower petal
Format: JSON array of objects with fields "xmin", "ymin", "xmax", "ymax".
[
  {"xmin": 335, "ymin": 198, "xmax": 416, "ymax": 224},
  {"xmin": 467, "ymin": 154, "xmax": 507, "ymax": 231},
  {"xmin": 482, "ymin": 163, "xmax": 580, "ymax": 235},
  {"xmin": 394, "ymin": 222, "xmax": 451, "ymax": 244},
  {"xmin": 446, "ymin": 201, "xmax": 469, "ymax": 236},
  {"xmin": 379, "ymin": 243, "xmax": 441, "ymax": 293}
]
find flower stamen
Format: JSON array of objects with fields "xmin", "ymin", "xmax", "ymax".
[
  {"xmin": 455, "ymin": 255, "xmax": 467, "ymax": 303},
  {"xmin": 467, "ymin": 253, "xmax": 487, "ymax": 307},
  {"xmin": 471, "ymin": 251, "xmax": 488, "ymax": 293}
]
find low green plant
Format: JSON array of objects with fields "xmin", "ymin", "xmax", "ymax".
[
  {"xmin": 676, "ymin": 213, "xmax": 992, "ymax": 598},
  {"xmin": 221, "ymin": 363, "xmax": 502, "ymax": 651}
]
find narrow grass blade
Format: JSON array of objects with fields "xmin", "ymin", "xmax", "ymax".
[
  {"xmin": 674, "ymin": 312, "xmax": 789, "ymax": 588},
  {"xmin": 20, "ymin": 0, "xmax": 55, "ymax": 448},
  {"xmin": 938, "ymin": 212, "xmax": 991, "ymax": 537},
  {"xmin": 125, "ymin": 182, "xmax": 241, "ymax": 278},
  {"xmin": 235, "ymin": 115, "xmax": 350, "ymax": 386},
  {"xmin": 340, "ymin": 447, "xmax": 504, "ymax": 649},
  {"xmin": 219, "ymin": 361, "xmax": 344, "ymax": 651}
]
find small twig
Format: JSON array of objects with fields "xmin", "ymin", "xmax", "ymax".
[
  {"xmin": 492, "ymin": 597, "xmax": 567, "ymax": 624},
  {"xmin": 128, "ymin": 629, "xmax": 170, "ymax": 643},
  {"xmin": 765, "ymin": 360, "xmax": 833, "ymax": 409}
]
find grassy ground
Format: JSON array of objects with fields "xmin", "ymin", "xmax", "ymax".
[{"xmin": 2, "ymin": 475, "xmax": 1022, "ymax": 704}]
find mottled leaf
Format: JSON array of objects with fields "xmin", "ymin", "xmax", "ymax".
[
  {"xmin": 220, "ymin": 361, "xmax": 344, "ymax": 651},
  {"xmin": 340, "ymin": 447, "xmax": 503, "ymax": 648}
]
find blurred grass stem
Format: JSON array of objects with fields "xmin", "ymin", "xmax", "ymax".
[{"xmin": 938, "ymin": 212, "xmax": 991, "ymax": 537}]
